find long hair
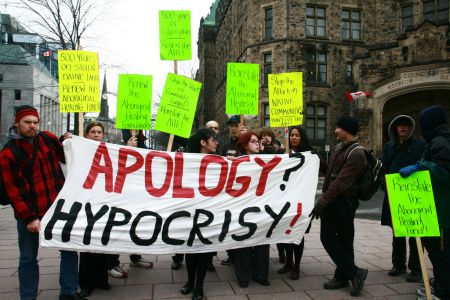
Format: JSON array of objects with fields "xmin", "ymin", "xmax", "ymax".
[
  {"xmin": 289, "ymin": 126, "xmax": 312, "ymax": 152},
  {"xmin": 236, "ymin": 131, "xmax": 258, "ymax": 154},
  {"xmin": 187, "ymin": 128, "xmax": 217, "ymax": 154},
  {"xmin": 84, "ymin": 121, "xmax": 105, "ymax": 136}
]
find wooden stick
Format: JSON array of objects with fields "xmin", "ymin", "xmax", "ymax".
[
  {"xmin": 240, "ymin": 115, "xmax": 244, "ymax": 127},
  {"xmin": 416, "ymin": 237, "xmax": 432, "ymax": 300},
  {"xmin": 166, "ymin": 60, "xmax": 178, "ymax": 152},
  {"xmin": 284, "ymin": 127, "xmax": 290, "ymax": 154},
  {"xmin": 78, "ymin": 112, "xmax": 84, "ymax": 136}
]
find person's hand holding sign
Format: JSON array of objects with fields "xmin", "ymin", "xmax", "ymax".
[{"xmin": 399, "ymin": 162, "xmax": 420, "ymax": 178}]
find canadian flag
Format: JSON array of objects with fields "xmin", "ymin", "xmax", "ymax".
[
  {"xmin": 43, "ymin": 50, "xmax": 52, "ymax": 57},
  {"xmin": 345, "ymin": 91, "xmax": 372, "ymax": 102}
]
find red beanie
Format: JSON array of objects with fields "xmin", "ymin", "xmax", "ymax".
[{"xmin": 15, "ymin": 106, "xmax": 40, "ymax": 123}]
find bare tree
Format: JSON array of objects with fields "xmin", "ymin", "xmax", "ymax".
[{"xmin": 17, "ymin": 0, "xmax": 103, "ymax": 50}]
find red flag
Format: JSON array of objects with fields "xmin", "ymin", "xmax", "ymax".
[
  {"xmin": 43, "ymin": 50, "xmax": 52, "ymax": 57},
  {"xmin": 345, "ymin": 91, "xmax": 372, "ymax": 102}
]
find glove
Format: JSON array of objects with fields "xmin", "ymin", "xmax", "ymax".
[
  {"xmin": 399, "ymin": 162, "xmax": 420, "ymax": 178},
  {"xmin": 309, "ymin": 203, "xmax": 325, "ymax": 219}
]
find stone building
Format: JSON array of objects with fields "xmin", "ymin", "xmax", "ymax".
[{"xmin": 196, "ymin": 0, "xmax": 450, "ymax": 154}]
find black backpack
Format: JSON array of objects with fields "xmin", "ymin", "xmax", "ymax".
[
  {"xmin": 345, "ymin": 143, "xmax": 385, "ymax": 201},
  {"xmin": 0, "ymin": 132, "xmax": 53, "ymax": 206}
]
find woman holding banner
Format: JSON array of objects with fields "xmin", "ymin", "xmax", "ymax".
[
  {"xmin": 233, "ymin": 132, "xmax": 271, "ymax": 287},
  {"xmin": 277, "ymin": 126, "xmax": 314, "ymax": 280},
  {"xmin": 180, "ymin": 128, "xmax": 218, "ymax": 300},
  {"xmin": 79, "ymin": 122, "xmax": 112, "ymax": 297}
]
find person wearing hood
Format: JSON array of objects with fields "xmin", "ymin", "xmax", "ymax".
[
  {"xmin": 381, "ymin": 115, "xmax": 426, "ymax": 282},
  {"xmin": 0, "ymin": 105, "xmax": 85, "ymax": 300},
  {"xmin": 400, "ymin": 105, "xmax": 450, "ymax": 300}
]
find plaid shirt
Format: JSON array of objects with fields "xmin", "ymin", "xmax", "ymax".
[{"xmin": 0, "ymin": 131, "xmax": 65, "ymax": 224}]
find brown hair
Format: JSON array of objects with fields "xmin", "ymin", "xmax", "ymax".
[
  {"xmin": 84, "ymin": 121, "xmax": 105, "ymax": 136},
  {"xmin": 260, "ymin": 127, "xmax": 275, "ymax": 144}
]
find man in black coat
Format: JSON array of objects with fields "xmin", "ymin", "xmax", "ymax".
[{"xmin": 381, "ymin": 115, "xmax": 425, "ymax": 282}]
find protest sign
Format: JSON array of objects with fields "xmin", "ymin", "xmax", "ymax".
[
  {"xmin": 58, "ymin": 50, "xmax": 100, "ymax": 112},
  {"xmin": 268, "ymin": 72, "xmax": 303, "ymax": 127},
  {"xmin": 159, "ymin": 10, "xmax": 191, "ymax": 60},
  {"xmin": 154, "ymin": 73, "xmax": 201, "ymax": 138},
  {"xmin": 226, "ymin": 63, "xmax": 259, "ymax": 115},
  {"xmin": 116, "ymin": 74, "xmax": 153, "ymax": 130},
  {"xmin": 385, "ymin": 171, "xmax": 440, "ymax": 237},
  {"xmin": 40, "ymin": 137, "xmax": 320, "ymax": 254}
]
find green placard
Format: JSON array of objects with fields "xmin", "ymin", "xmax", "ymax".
[
  {"xmin": 226, "ymin": 62, "xmax": 259, "ymax": 115},
  {"xmin": 116, "ymin": 74, "xmax": 153, "ymax": 130},
  {"xmin": 154, "ymin": 73, "xmax": 201, "ymax": 138},
  {"xmin": 159, "ymin": 10, "xmax": 191, "ymax": 61},
  {"xmin": 385, "ymin": 171, "xmax": 440, "ymax": 237},
  {"xmin": 268, "ymin": 72, "xmax": 303, "ymax": 127}
]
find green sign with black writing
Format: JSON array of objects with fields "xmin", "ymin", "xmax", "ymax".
[
  {"xmin": 116, "ymin": 74, "xmax": 153, "ymax": 130},
  {"xmin": 154, "ymin": 73, "xmax": 201, "ymax": 138},
  {"xmin": 159, "ymin": 10, "xmax": 191, "ymax": 61},
  {"xmin": 226, "ymin": 62, "xmax": 259, "ymax": 115},
  {"xmin": 386, "ymin": 171, "xmax": 440, "ymax": 237}
]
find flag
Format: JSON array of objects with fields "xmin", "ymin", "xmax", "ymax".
[
  {"xmin": 43, "ymin": 50, "xmax": 52, "ymax": 57},
  {"xmin": 345, "ymin": 91, "xmax": 372, "ymax": 102}
]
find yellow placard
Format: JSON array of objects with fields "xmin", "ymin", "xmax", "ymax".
[{"xmin": 58, "ymin": 50, "xmax": 100, "ymax": 112}]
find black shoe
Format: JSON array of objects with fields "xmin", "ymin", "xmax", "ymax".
[
  {"xmin": 172, "ymin": 261, "xmax": 182, "ymax": 270},
  {"xmin": 79, "ymin": 289, "xmax": 92, "ymax": 298},
  {"xmin": 98, "ymin": 283, "xmax": 112, "ymax": 290},
  {"xmin": 323, "ymin": 278, "xmax": 350, "ymax": 290},
  {"xmin": 350, "ymin": 268, "xmax": 368, "ymax": 297},
  {"xmin": 221, "ymin": 257, "xmax": 233, "ymax": 265},
  {"xmin": 59, "ymin": 292, "xmax": 88, "ymax": 300},
  {"xmin": 207, "ymin": 262, "xmax": 215, "ymax": 272},
  {"xmin": 406, "ymin": 270, "xmax": 422, "ymax": 282},
  {"xmin": 277, "ymin": 264, "xmax": 292, "ymax": 274},
  {"xmin": 238, "ymin": 280, "xmax": 249, "ymax": 288},
  {"xmin": 290, "ymin": 270, "xmax": 300, "ymax": 280},
  {"xmin": 181, "ymin": 284, "xmax": 193, "ymax": 295},
  {"xmin": 192, "ymin": 291, "xmax": 203, "ymax": 300},
  {"xmin": 388, "ymin": 266, "xmax": 406, "ymax": 276},
  {"xmin": 253, "ymin": 277, "xmax": 270, "ymax": 286}
]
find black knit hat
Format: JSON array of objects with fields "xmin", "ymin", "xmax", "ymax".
[
  {"xmin": 419, "ymin": 105, "xmax": 448, "ymax": 140},
  {"xmin": 336, "ymin": 115, "xmax": 360, "ymax": 136}
]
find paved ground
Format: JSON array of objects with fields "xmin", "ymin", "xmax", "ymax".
[{"xmin": 0, "ymin": 199, "xmax": 429, "ymax": 300}]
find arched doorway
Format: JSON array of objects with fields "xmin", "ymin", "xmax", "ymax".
[{"xmin": 382, "ymin": 89, "xmax": 450, "ymax": 144}]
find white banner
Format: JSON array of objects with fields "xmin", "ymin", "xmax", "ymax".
[{"xmin": 40, "ymin": 136, "xmax": 320, "ymax": 254}]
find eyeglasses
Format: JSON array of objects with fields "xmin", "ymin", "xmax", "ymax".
[{"xmin": 250, "ymin": 139, "xmax": 260, "ymax": 144}]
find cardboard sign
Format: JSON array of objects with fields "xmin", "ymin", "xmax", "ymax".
[
  {"xmin": 386, "ymin": 171, "xmax": 440, "ymax": 237},
  {"xmin": 268, "ymin": 72, "xmax": 303, "ymax": 127},
  {"xmin": 58, "ymin": 50, "xmax": 100, "ymax": 112},
  {"xmin": 226, "ymin": 63, "xmax": 259, "ymax": 115},
  {"xmin": 159, "ymin": 10, "xmax": 192, "ymax": 60},
  {"xmin": 154, "ymin": 73, "xmax": 201, "ymax": 138},
  {"xmin": 40, "ymin": 137, "xmax": 320, "ymax": 254},
  {"xmin": 116, "ymin": 74, "xmax": 153, "ymax": 130}
]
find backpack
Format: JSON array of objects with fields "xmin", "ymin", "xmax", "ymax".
[
  {"xmin": 0, "ymin": 132, "xmax": 54, "ymax": 206},
  {"xmin": 345, "ymin": 143, "xmax": 385, "ymax": 201}
]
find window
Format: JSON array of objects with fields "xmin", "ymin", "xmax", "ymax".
[
  {"xmin": 346, "ymin": 63, "xmax": 353, "ymax": 83},
  {"xmin": 0, "ymin": 74, "xmax": 3, "ymax": 82},
  {"xmin": 264, "ymin": 6, "xmax": 273, "ymax": 39},
  {"xmin": 263, "ymin": 103, "xmax": 270, "ymax": 127},
  {"xmin": 14, "ymin": 90, "xmax": 21, "ymax": 100},
  {"xmin": 307, "ymin": 51, "xmax": 327, "ymax": 83},
  {"xmin": 402, "ymin": 5, "xmax": 413, "ymax": 32},
  {"xmin": 423, "ymin": 0, "xmax": 449, "ymax": 23},
  {"xmin": 306, "ymin": 104, "xmax": 327, "ymax": 143},
  {"xmin": 263, "ymin": 52, "xmax": 272, "ymax": 86},
  {"xmin": 342, "ymin": 9, "xmax": 361, "ymax": 40},
  {"xmin": 306, "ymin": 6, "xmax": 326, "ymax": 37}
]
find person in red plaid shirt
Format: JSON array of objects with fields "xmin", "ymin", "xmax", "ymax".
[{"xmin": 0, "ymin": 105, "xmax": 86, "ymax": 300}]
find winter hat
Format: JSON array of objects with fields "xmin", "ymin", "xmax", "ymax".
[
  {"xmin": 15, "ymin": 105, "xmax": 40, "ymax": 123},
  {"xmin": 336, "ymin": 115, "xmax": 360, "ymax": 136},
  {"xmin": 419, "ymin": 105, "xmax": 448, "ymax": 139}
]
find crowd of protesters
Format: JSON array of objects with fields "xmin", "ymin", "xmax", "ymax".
[{"xmin": 0, "ymin": 105, "xmax": 449, "ymax": 300}]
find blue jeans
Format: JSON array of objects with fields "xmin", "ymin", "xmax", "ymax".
[{"xmin": 17, "ymin": 220, "xmax": 79, "ymax": 299}]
